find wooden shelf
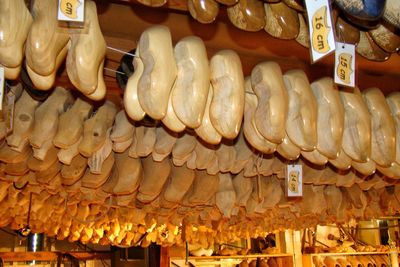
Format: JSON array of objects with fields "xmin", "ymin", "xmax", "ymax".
[
  {"xmin": 170, "ymin": 253, "xmax": 294, "ymax": 266},
  {"xmin": 178, "ymin": 253, "xmax": 293, "ymax": 260},
  {"xmin": 304, "ymin": 251, "xmax": 390, "ymax": 256}
]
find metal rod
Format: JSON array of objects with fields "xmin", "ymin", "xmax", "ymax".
[
  {"xmin": 106, "ymin": 46, "xmax": 137, "ymax": 57},
  {"xmin": 103, "ymin": 67, "xmax": 126, "ymax": 75}
]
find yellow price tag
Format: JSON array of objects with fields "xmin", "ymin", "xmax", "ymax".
[
  {"xmin": 334, "ymin": 42, "xmax": 355, "ymax": 87},
  {"xmin": 312, "ymin": 6, "xmax": 330, "ymax": 54},
  {"xmin": 60, "ymin": 0, "xmax": 81, "ymax": 19},
  {"xmin": 305, "ymin": 0, "xmax": 336, "ymax": 63},
  {"xmin": 58, "ymin": 0, "xmax": 85, "ymax": 22}
]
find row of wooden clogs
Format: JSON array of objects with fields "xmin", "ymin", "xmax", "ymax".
[
  {"xmin": 135, "ymin": 0, "xmax": 400, "ymax": 61},
  {"xmin": 125, "ymin": 26, "xmax": 400, "ymax": 176},
  {"xmin": 312, "ymin": 255, "xmax": 390, "ymax": 267},
  {"xmin": 2, "ymin": 84, "xmax": 400, "ymax": 192},
  {"xmin": 0, "ymin": 174, "xmax": 399, "ymax": 248},
  {"xmin": 0, "ymin": 0, "xmax": 106, "ymax": 99}
]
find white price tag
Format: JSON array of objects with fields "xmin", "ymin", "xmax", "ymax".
[
  {"xmin": 0, "ymin": 67, "xmax": 4, "ymax": 111},
  {"xmin": 304, "ymin": 0, "xmax": 336, "ymax": 63},
  {"xmin": 334, "ymin": 42, "xmax": 356, "ymax": 87},
  {"xmin": 286, "ymin": 164, "xmax": 303, "ymax": 197},
  {"xmin": 58, "ymin": 0, "xmax": 85, "ymax": 22}
]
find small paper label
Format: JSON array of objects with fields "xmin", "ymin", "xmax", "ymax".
[
  {"xmin": 0, "ymin": 67, "xmax": 4, "ymax": 111},
  {"xmin": 286, "ymin": 164, "xmax": 303, "ymax": 197},
  {"xmin": 334, "ymin": 42, "xmax": 355, "ymax": 87},
  {"xmin": 305, "ymin": 0, "xmax": 335, "ymax": 63},
  {"xmin": 58, "ymin": 0, "xmax": 85, "ymax": 22}
]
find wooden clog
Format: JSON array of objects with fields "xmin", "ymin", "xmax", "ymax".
[
  {"xmin": 329, "ymin": 149, "xmax": 352, "ymax": 171},
  {"xmin": 209, "ymin": 50, "xmax": 244, "ymax": 140},
  {"xmin": 310, "ymin": 78, "xmax": 344, "ymax": 159},
  {"xmin": 29, "ymin": 87, "xmax": 74, "ymax": 149},
  {"xmin": 136, "ymin": 0, "xmax": 166, "ymax": 7},
  {"xmin": 0, "ymin": 0, "xmax": 32, "ymax": 78},
  {"xmin": 339, "ymin": 87, "xmax": 371, "ymax": 163},
  {"xmin": 85, "ymin": 60, "xmax": 107, "ymax": 101},
  {"xmin": 138, "ymin": 25, "xmax": 177, "ymax": 120},
  {"xmin": 215, "ymin": 0, "xmax": 237, "ymax": 5},
  {"xmin": 25, "ymin": 0, "xmax": 68, "ymax": 76},
  {"xmin": 231, "ymin": 130, "xmax": 253, "ymax": 174},
  {"xmin": 263, "ymin": 2, "xmax": 300, "ymax": 40},
  {"xmin": 152, "ymin": 126, "xmax": 178, "ymax": 162},
  {"xmin": 295, "ymin": 13, "xmax": 310, "ymax": 48},
  {"xmin": 163, "ymin": 164, "xmax": 195, "ymax": 204},
  {"xmin": 54, "ymin": 98, "xmax": 93, "ymax": 149},
  {"xmin": 66, "ymin": 0, "xmax": 106, "ymax": 95},
  {"xmin": 283, "ymin": 0, "xmax": 303, "ymax": 11},
  {"xmin": 124, "ymin": 45, "xmax": 146, "ymax": 121},
  {"xmin": 136, "ymin": 126, "xmax": 157, "ymax": 157},
  {"xmin": 137, "ymin": 156, "xmax": 171, "ymax": 203},
  {"xmin": 57, "ymin": 137, "xmax": 82, "ymax": 165},
  {"xmin": 79, "ymin": 101, "xmax": 117, "ymax": 157},
  {"xmin": 189, "ymin": 170, "xmax": 219, "ymax": 205},
  {"xmin": 386, "ymin": 92, "xmax": 400, "ymax": 165},
  {"xmin": 283, "ymin": 69, "xmax": 317, "ymax": 151},
  {"xmin": 194, "ymin": 140, "xmax": 216, "ymax": 170},
  {"xmin": 4, "ymin": 159, "xmax": 29, "ymax": 176},
  {"xmin": 352, "ymin": 158, "xmax": 376, "ymax": 176},
  {"xmin": 383, "ymin": 0, "xmax": 400, "ymax": 29},
  {"xmin": 251, "ymin": 62, "xmax": 288, "ymax": 144},
  {"xmin": 301, "ymin": 150, "xmax": 328, "ymax": 166},
  {"xmin": 81, "ymin": 152, "xmax": 115, "ymax": 189},
  {"xmin": 335, "ymin": 0, "xmax": 386, "ymax": 29},
  {"xmin": 335, "ymin": 16, "xmax": 360, "ymax": 45},
  {"xmin": 324, "ymin": 185, "xmax": 343, "ymax": 220},
  {"xmin": 35, "ymin": 160, "xmax": 61, "ymax": 185},
  {"xmin": 300, "ymin": 184, "xmax": 327, "ymax": 216},
  {"xmin": 172, "ymin": 131, "xmax": 197, "ymax": 166},
  {"xmin": 172, "ymin": 36, "xmax": 210, "ymax": 128},
  {"xmin": 215, "ymin": 173, "xmax": 236, "ymax": 218},
  {"xmin": 377, "ymin": 162, "xmax": 400, "ymax": 179},
  {"xmin": 6, "ymin": 90, "xmax": 40, "ymax": 149},
  {"xmin": 88, "ymin": 128, "xmax": 112, "ymax": 174},
  {"xmin": 243, "ymin": 78, "xmax": 277, "ymax": 154},
  {"xmin": 216, "ymin": 141, "xmax": 236, "ymax": 172},
  {"xmin": 232, "ymin": 171, "xmax": 253, "ymax": 206},
  {"xmin": 194, "ymin": 84, "xmax": 222, "ymax": 144},
  {"xmin": 369, "ymin": 24, "xmax": 400, "ymax": 53},
  {"xmin": 0, "ymin": 142, "xmax": 31, "ymax": 164},
  {"xmin": 276, "ymin": 135, "xmax": 301, "ymax": 160},
  {"xmin": 161, "ymin": 88, "xmax": 186, "ymax": 132},
  {"xmin": 61, "ymin": 154, "xmax": 88, "ymax": 185},
  {"xmin": 26, "ymin": 44, "xmax": 69, "ymax": 90},
  {"xmin": 28, "ymin": 145, "xmax": 58, "ymax": 172},
  {"xmin": 188, "ymin": 0, "xmax": 219, "ymax": 24},
  {"xmin": 356, "ymin": 31, "xmax": 390, "ymax": 62},
  {"xmin": 102, "ymin": 150, "xmax": 143, "ymax": 195},
  {"xmin": 113, "ymin": 137, "xmax": 133, "ymax": 153},
  {"xmin": 227, "ymin": 0, "xmax": 266, "ymax": 32},
  {"xmin": 111, "ymin": 110, "xmax": 134, "ymax": 144},
  {"xmin": 33, "ymin": 138, "xmax": 55, "ymax": 161},
  {"xmin": 362, "ymin": 87, "xmax": 396, "ymax": 167}
]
